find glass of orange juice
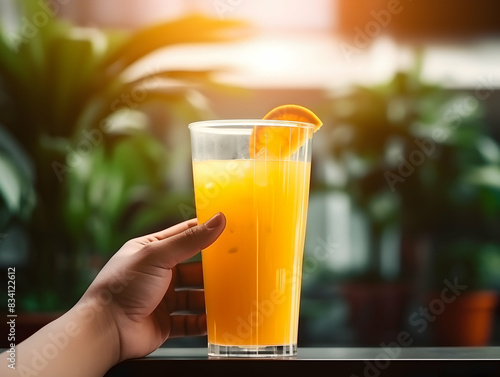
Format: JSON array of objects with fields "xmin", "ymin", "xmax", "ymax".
[{"xmin": 189, "ymin": 119, "xmax": 313, "ymax": 357}]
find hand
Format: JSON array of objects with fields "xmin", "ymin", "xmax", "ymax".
[
  {"xmin": 77, "ymin": 212, "xmax": 226, "ymax": 363},
  {"xmin": 3, "ymin": 214, "xmax": 226, "ymax": 377}
]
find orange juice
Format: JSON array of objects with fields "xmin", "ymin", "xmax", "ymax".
[{"xmin": 193, "ymin": 159, "xmax": 311, "ymax": 346}]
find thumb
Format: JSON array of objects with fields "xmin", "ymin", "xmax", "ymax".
[{"xmin": 150, "ymin": 212, "xmax": 226, "ymax": 270}]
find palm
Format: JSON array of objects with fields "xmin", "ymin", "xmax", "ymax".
[
  {"xmin": 82, "ymin": 218, "xmax": 211, "ymax": 362},
  {"xmin": 111, "ymin": 260, "xmax": 174, "ymax": 360},
  {"xmin": 113, "ymin": 257, "xmax": 205, "ymax": 360}
]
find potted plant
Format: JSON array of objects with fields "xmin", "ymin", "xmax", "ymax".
[
  {"xmin": 431, "ymin": 242, "xmax": 500, "ymax": 346},
  {"xmin": 424, "ymin": 109, "xmax": 500, "ymax": 345},
  {"xmin": 0, "ymin": 0, "xmax": 247, "ymax": 325},
  {"xmin": 315, "ymin": 61, "xmax": 500, "ymax": 344}
]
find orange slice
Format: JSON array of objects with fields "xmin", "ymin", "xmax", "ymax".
[{"xmin": 249, "ymin": 104, "xmax": 323, "ymax": 159}]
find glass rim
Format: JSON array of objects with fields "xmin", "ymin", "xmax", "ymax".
[{"xmin": 188, "ymin": 119, "xmax": 316, "ymax": 130}]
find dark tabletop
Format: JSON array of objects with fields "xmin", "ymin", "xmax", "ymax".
[{"xmin": 105, "ymin": 347, "xmax": 500, "ymax": 377}]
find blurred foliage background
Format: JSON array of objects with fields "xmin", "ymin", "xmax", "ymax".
[
  {"xmin": 0, "ymin": 0, "xmax": 499, "ymax": 347},
  {"xmin": 0, "ymin": 0, "xmax": 247, "ymax": 311}
]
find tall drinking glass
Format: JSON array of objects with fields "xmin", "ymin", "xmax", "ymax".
[{"xmin": 189, "ymin": 120, "xmax": 313, "ymax": 357}]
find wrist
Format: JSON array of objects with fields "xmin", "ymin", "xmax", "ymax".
[
  {"xmin": 13, "ymin": 299, "xmax": 121, "ymax": 377},
  {"xmin": 70, "ymin": 297, "xmax": 122, "ymax": 367}
]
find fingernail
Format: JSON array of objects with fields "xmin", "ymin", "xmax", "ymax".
[{"xmin": 204, "ymin": 212, "xmax": 223, "ymax": 229}]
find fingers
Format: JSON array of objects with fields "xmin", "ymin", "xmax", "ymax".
[
  {"xmin": 149, "ymin": 218, "xmax": 198, "ymax": 241},
  {"xmin": 169, "ymin": 314, "xmax": 207, "ymax": 338},
  {"xmin": 150, "ymin": 212, "xmax": 226, "ymax": 270},
  {"xmin": 165, "ymin": 289, "xmax": 205, "ymax": 314},
  {"xmin": 173, "ymin": 262, "xmax": 203, "ymax": 288}
]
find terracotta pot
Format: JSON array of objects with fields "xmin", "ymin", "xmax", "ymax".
[{"xmin": 433, "ymin": 291, "xmax": 498, "ymax": 346}]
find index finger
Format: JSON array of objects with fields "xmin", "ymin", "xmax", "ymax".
[
  {"xmin": 150, "ymin": 218, "xmax": 198, "ymax": 241},
  {"xmin": 145, "ymin": 212, "xmax": 226, "ymax": 270}
]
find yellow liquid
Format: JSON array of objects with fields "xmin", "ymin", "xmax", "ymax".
[{"xmin": 193, "ymin": 159, "xmax": 311, "ymax": 346}]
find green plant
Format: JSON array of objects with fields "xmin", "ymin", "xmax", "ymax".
[
  {"xmin": 433, "ymin": 242, "xmax": 500, "ymax": 291},
  {"xmin": 0, "ymin": 127, "xmax": 35, "ymax": 232},
  {"xmin": 320, "ymin": 64, "xmax": 500, "ymax": 282},
  {"xmin": 0, "ymin": 0, "xmax": 247, "ymax": 311}
]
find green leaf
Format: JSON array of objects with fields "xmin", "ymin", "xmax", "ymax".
[
  {"xmin": 0, "ymin": 30, "xmax": 25, "ymax": 86},
  {"xmin": 478, "ymin": 244, "xmax": 500, "ymax": 289},
  {"xmin": 0, "ymin": 125, "xmax": 34, "ymax": 219},
  {"xmin": 47, "ymin": 36, "xmax": 95, "ymax": 135},
  {"xmin": 125, "ymin": 68, "xmax": 247, "ymax": 99},
  {"xmin": 138, "ymin": 88, "xmax": 212, "ymax": 121},
  {"xmin": 123, "ymin": 69, "xmax": 217, "ymax": 93},
  {"xmin": 100, "ymin": 14, "xmax": 249, "ymax": 75},
  {"xmin": 464, "ymin": 166, "xmax": 500, "ymax": 189},
  {"xmin": 127, "ymin": 191, "xmax": 193, "ymax": 235},
  {"xmin": 0, "ymin": 125, "xmax": 34, "ymax": 182},
  {"xmin": 0, "ymin": 36, "xmax": 33, "ymax": 131},
  {"xmin": 477, "ymin": 136, "xmax": 500, "ymax": 164},
  {"xmin": 55, "ymin": 28, "xmax": 122, "ymax": 136},
  {"xmin": 0, "ymin": 154, "xmax": 22, "ymax": 212}
]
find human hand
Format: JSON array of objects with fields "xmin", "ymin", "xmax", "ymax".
[
  {"xmin": 77, "ymin": 212, "xmax": 226, "ymax": 363},
  {"xmin": 3, "ymin": 214, "xmax": 226, "ymax": 377}
]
